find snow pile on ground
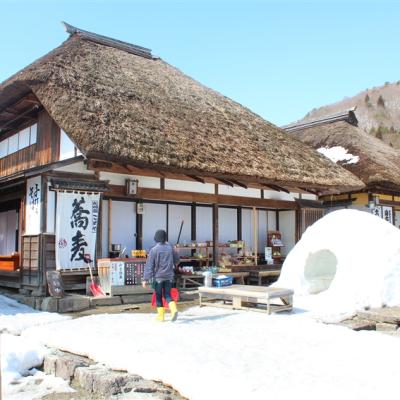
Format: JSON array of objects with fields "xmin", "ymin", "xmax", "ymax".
[
  {"xmin": 1, "ymin": 333, "xmax": 74, "ymax": 399},
  {"xmin": 1, "ymin": 333, "xmax": 48, "ymax": 384},
  {"xmin": 317, "ymin": 145, "xmax": 359, "ymax": 164},
  {"xmin": 21, "ymin": 306, "xmax": 400, "ymax": 400},
  {"xmin": 0, "ymin": 294, "xmax": 70, "ymax": 334},
  {"xmin": 276, "ymin": 209, "xmax": 400, "ymax": 319}
]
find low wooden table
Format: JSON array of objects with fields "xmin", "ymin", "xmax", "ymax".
[
  {"xmin": 249, "ymin": 269, "xmax": 281, "ymax": 286},
  {"xmin": 177, "ymin": 271, "xmax": 250, "ymax": 289},
  {"xmin": 199, "ymin": 284, "xmax": 293, "ymax": 314},
  {"xmin": 177, "ymin": 274, "xmax": 204, "ymax": 289}
]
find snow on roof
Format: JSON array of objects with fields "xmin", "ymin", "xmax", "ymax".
[
  {"xmin": 317, "ymin": 146, "xmax": 359, "ymax": 165},
  {"xmin": 276, "ymin": 209, "xmax": 400, "ymax": 320}
]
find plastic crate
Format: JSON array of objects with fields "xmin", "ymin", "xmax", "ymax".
[{"xmin": 212, "ymin": 276, "xmax": 233, "ymax": 287}]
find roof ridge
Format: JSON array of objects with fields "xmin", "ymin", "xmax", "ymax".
[
  {"xmin": 62, "ymin": 21, "xmax": 158, "ymax": 60},
  {"xmin": 283, "ymin": 108, "xmax": 358, "ymax": 132}
]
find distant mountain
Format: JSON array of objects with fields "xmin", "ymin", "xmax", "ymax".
[{"xmin": 296, "ymin": 81, "xmax": 400, "ymax": 150}]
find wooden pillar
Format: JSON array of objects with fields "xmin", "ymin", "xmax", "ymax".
[
  {"xmin": 212, "ymin": 203, "xmax": 219, "ymax": 266},
  {"xmin": 276, "ymin": 210, "xmax": 280, "ymax": 231},
  {"xmin": 237, "ymin": 206, "xmax": 242, "ymax": 241},
  {"xmin": 253, "ymin": 207, "xmax": 258, "ymax": 265},
  {"xmin": 108, "ymin": 199, "xmax": 112, "ymax": 253},
  {"xmin": 166, "ymin": 203, "xmax": 169, "ymax": 241},
  {"xmin": 96, "ymin": 196, "xmax": 102, "ymax": 260},
  {"xmin": 191, "ymin": 203, "xmax": 196, "ymax": 241},
  {"xmin": 136, "ymin": 202, "xmax": 143, "ymax": 250}
]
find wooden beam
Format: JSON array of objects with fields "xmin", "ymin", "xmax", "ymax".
[
  {"xmin": 186, "ymin": 174, "xmax": 206, "ymax": 184},
  {"xmin": 217, "ymin": 178, "xmax": 234, "ymax": 187},
  {"xmin": 267, "ymin": 184, "xmax": 290, "ymax": 194},
  {"xmin": 87, "ymin": 156, "xmax": 355, "ymax": 194},
  {"xmin": 229, "ymin": 179, "xmax": 248, "ymax": 189},
  {"xmin": 106, "ymin": 185, "xmax": 299, "ymax": 209}
]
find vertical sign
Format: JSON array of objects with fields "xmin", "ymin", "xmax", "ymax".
[
  {"xmin": 382, "ymin": 206, "xmax": 393, "ymax": 224},
  {"xmin": 371, "ymin": 205, "xmax": 394, "ymax": 225},
  {"xmin": 25, "ymin": 176, "xmax": 42, "ymax": 235},
  {"xmin": 56, "ymin": 192, "xmax": 100, "ymax": 270}
]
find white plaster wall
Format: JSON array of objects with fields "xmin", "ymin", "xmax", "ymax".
[
  {"xmin": 55, "ymin": 161, "xmax": 95, "ymax": 174},
  {"xmin": 143, "ymin": 203, "xmax": 167, "ymax": 251},
  {"xmin": 219, "ymin": 207, "xmax": 237, "ymax": 243},
  {"xmin": 242, "ymin": 209, "xmax": 267, "ymax": 253},
  {"xmin": 99, "ymin": 171, "xmax": 160, "ymax": 189},
  {"xmin": 0, "ymin": 210, "xmax": 17, "ymax": 255},
  {"xmin": 196, "ymin": 206, "xmax": 212, "ymax": 242},
  {"xmin": 165, "ymin": 179, "xmax": 214, "ymax": 194},
  {"xmin": 101, "ymin": 200, "xmax": 109, "ymax": 257},
  {"xmin": 267, "ymin": 211, "xmax": 277, "ymax": 231},
  {"xmin": 110, "ymin": 200, "xmax": 136, "ymax": 257},
  {"xmin": 168, "ymin": 205, "xmax": 191, "ymax": 245},
  {"xmin": 263, "ymin": 190, "xmax": 295, "ymax": 201},
  {"xmin": 301, "ymin": 193, "xmax": 318, "ymax": 200},
  {"xmin": 258, "ymin": 210, "xmax": 267, "ymax": 253},
  {"xmin": 46, "ymin": 188, "xmax": 56, "ymax": 233},
  {"xmin": 279, "ymin": 210, "xmax": 296, "ymax": 256},
  {"xmin": 218, "ymin": 185, "xmax": 261, "ymax": 198}
]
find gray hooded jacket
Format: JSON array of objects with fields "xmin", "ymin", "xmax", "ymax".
[{"xmin": 144, "ymin": 242, "xmax": 180, "ymax": 282}]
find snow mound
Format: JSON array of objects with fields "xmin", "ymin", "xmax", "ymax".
[
  {"xmin": 276, "ymin": 209, "xmax": 400, "ymax": 316},
  {"xmin": 1, "ymin": 334, "xmax": 48, "ymax": 385}
]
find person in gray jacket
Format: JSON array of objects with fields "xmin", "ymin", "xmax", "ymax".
[{"xmin": 142, "ymin": 229, "xmax": 180, "ymax": 321}]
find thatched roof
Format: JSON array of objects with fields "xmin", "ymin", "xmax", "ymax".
[
  {"xmin": 285, "ymin": 112, "xmax": 400, "ymax": 193},
  {"xmin": 0, "ymin": 24, "xmax": 363, "ymax": 194}
]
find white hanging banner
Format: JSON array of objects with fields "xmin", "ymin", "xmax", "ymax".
[
  {"xmin": 56, "ymin": 192, "xmax": 100, "ymax": 270},
  {"xmin": 25, "ymin": 176, "xmax": 42, "ymax": 235}
]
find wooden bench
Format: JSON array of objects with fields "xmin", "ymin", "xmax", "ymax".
[{"xmin": 198, "ymin": 284, "xmax": 294, "ymax": 314}]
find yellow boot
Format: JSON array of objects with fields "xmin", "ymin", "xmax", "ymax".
[
  {"xmin": 156, "ymin": 307, "xmax": 165, "ymax": 322},
  {"xmin": 169, "ymin": 301, "xmax": 178, "ymax": 322}
]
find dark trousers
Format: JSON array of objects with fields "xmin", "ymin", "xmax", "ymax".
[{"xmin": 155, "ymin": 280, "xmax": 173, "ymax": 307}]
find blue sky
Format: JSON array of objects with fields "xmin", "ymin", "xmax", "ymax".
[{"xmin": 1, "ymin": 0, "xmax": 399, "ymax": 125}]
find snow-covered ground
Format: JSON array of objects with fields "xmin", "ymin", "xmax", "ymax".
[
  {"xmin": 0, "ymin": 295, "xmax": 72, "ymax": 399},
  {"xmin": 0, "ymin": 294, "xmax": 69, "ymax": 335},
  {"xmin": 2, "ymin": 210, "xmax": 400, "ymax": 399},
  {"xmin": 19, "ymin": 306, "xmax": 400, "ymax": 400}
]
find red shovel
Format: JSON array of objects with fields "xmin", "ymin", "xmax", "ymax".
[{"xmin": 85, "ymin": 255, "xmax": 106, "ymax": 297}]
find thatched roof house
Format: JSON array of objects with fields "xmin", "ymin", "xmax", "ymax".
[
  {"xmin": 284, "ymin": 110, "xmax": 400, "ymax": 193},
  {"xmin": 0, "ymin": 23, "xmax": 363, "ymax": 194}
]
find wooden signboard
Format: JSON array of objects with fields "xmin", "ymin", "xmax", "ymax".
[{"xmin": 46, "ymin": 270, "xmax": 66, "ymax": 298}]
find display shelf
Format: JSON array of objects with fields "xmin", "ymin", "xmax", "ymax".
[{"xmin": 267, "ymin": 231, "xmax": 285, "ymax": 261}]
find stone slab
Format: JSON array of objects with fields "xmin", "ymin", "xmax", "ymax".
[
  {"xmin": 43, "ymin": 353, "xmax": 58, "ymax": 375},
  {"xmin": 18, "ymin": 296, "xmax": 37, "ymax": 309},
  {"xmin": 89, "ymin": 296, "xmax": 122, "ymax": 307},
  {"xmin": 58, "ymin": 296, "xmax": 90, "ymax": 313},
  {"xmin": 376, "ymin": 322, "xmax": 398, "ymax": 332},
  {"xmin": 340, "ymin": 318, "xmax": 376, "ymax": 331},
  {"xmin": 121, "ymin": 294, "xmax": 152, "ymax": 304},
  {"xmin": 55, "ymin": 353, "xmax": 90, "ymax": 382},
  {"xmin": 41, "ymin": 297, "xmax": 59, "ymax": 313},
  {"xmin": 358, "ymin": 307, "xmax": 400, "ymax": 324}
]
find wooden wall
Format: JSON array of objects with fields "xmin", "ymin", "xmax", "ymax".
[
  {"xmin": 36, "ymin": 110, "xmax": 60, "ymax": 165},
  {"xmin": 0, "ymin": 110, "xmax": 60, "ymax": 178}
]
